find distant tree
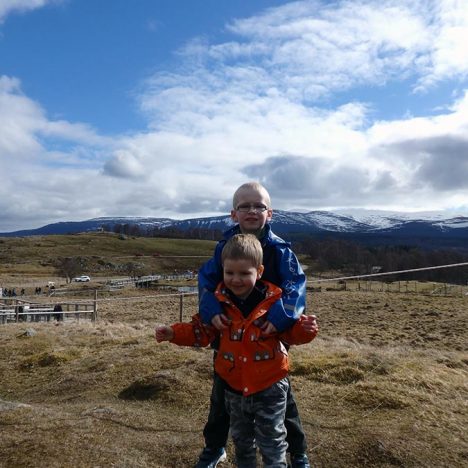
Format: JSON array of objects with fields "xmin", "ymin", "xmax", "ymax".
[
  {"xmin": 294, "ymin": 234, "xmax": 468, "ymax": 284},
  {"xmin": 129, "ymin": 224, "xmax": 142, "ymax": 237},
  {"xmin": 55, "ymin": 257, "xmax": 82, "ymax": 283}
]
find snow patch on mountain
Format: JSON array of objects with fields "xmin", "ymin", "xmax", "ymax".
[{"xmin": 333, "ymin": 209, "xmax": 468, "ymax": 230}]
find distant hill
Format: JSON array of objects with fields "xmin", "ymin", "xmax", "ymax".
[{"xmin": 2, "ymin": 210, "xmax": 468, "ymax": 250}]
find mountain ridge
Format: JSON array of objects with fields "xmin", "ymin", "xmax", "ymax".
[{"xmin": 1, "ymin": 210, "xmax": 468, "ymax": 251}]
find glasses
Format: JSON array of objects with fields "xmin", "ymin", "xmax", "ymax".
[{"xmin": 236, "ymin": 203, "xmax": 269, "ymax": 213}]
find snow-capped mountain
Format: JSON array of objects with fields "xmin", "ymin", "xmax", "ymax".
[
  {"xmin": 333, "ymin": 209, "xmax": 468, "ymax": 230},
  {"xmin": 1, "ymin": 210, "xmax": 467, "ymax": 250}
]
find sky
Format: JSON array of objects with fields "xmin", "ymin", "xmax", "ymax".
[{"xmin": 1, "ymin": 0, "xmax": 468, "ymax": 232}]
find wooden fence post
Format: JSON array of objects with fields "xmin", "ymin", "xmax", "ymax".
[
  {"xmin": 93, "ymin": 290, "xmax": 98, "ymax": 322},
  {"xmin": 179, "ymin": 293, "xmax": 184, "ymax": 322}
]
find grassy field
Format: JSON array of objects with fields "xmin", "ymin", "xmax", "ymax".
[
  {"xmin": 0, "ymin": 234, "xmax": 467, "ymax": 467},
  {"xmin": 0, "ymin": 232, "xmax": 216, "ymax": 282}
]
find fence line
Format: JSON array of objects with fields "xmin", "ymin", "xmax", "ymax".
[
  {"xmin": 86, "ymin": 261, "xmax": 468, "ymax": 303},
  {"xmin": 1, "ymin": 261, "xmax": 466, "ymax": 325},
  {"xmin": 307, "ymin": 261, "xmax": 468, "ymax": 283},
  {"xmin": 0, "ymin": 293, "xmax": 97, "ymax": 324}
]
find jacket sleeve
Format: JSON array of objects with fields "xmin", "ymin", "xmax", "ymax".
[
  {"xmin": 267, "ymin": 246, "xmax": 307, "ymax": 333},
  {"xmin": 279, "ymin": 315, "xmax": 317, "ymax": 346},
  {"xmin": 170, "ymin": 314, "xmax": 217, "ymax": 348},
  {"xmin": 198, "ymin": 241, "xmax": 225, "ymax": 324}
]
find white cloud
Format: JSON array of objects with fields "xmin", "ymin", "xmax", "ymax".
[
  {"xmin": 0, "ymin": 76, "xmax": 114, "ymax": 230},
  {"xmin": 2, "ymin": 0, "xmax": 468, "ymax": 231},
  {"xmin": 415, "ymin": 0, "xmax": 468, "ymax": 89},
  {"xmin": 0, "ymin": 0, "xmax": 59, "ymax": 22}
]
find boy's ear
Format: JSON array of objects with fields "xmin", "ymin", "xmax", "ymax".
[
  {"xmin": 266, "ymin": 208, "xmax": 273, "ymax": 222},
  {"xmin": 230, "ymin": 209, "xmax": 238, "ymax": 223},
  {"xmin": 257, "ymin": 265, "xmax": 264, "ymax": 279}
]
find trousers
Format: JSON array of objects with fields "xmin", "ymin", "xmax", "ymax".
[
  {"xmin": 203, "ymin": 372, "xmax": 307, "ymax": 455},
  {"xmin": 225, "ymin": 378, "xmax": 289, "ymax": 468}
]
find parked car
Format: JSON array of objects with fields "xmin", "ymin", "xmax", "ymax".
[{"xmin": 73, "ymin": 275, "xmax": 91, "ymax": 282}]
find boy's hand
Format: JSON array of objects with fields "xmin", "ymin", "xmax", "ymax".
[
  {"xmin": 211, "ymin": 313, "xmax": 231, "ymax": 330},
  {"xmin": 155, "ymin": 325, "xmax": 174, "ymax": 342},
  {"xmin": 301, "ymin": 315, "xmax": 319, "ymax": 337},
  {"xmin": 260, "ymin": 320, "xmax": 277, "ymax": 335}
]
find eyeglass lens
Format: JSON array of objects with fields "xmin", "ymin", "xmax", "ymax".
[{"xmin": 236, "ymin": 204, "xmax": 268, "ymax": 212}]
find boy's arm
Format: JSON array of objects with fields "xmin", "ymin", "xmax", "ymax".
[
  {"xmin": 267, "ymin": 246, "xmax": 307, "ymax": 332},
  {"xmin": 198, "ymin": 241, "xmax": 225, "ymax": 324},
  {"xmin": 158, "ymin": 314, "xmax": 216, "ymax": 348},
  {"xmin": 280, "ymin": 315, "xmax": 318, "ymax": 345}
]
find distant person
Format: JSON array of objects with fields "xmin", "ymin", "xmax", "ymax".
[
  {"xmin": 156, "ymin": 234, "xmax": 318, "ymax": 467},
  {"xmin": 196, "ymin": 181, "xmax": 311, "ymax": 467},
  {"xmin": 53, "ymin": 304, "xmax": 63, "ymax": 322},
  {"xmin": 17, "ymin": 305, "xmax": 24, "ymax": 322}
]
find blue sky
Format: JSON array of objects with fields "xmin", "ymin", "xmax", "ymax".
[{"xmin": 1, "ymin": 0, "xmax": 468, "ymax": 232}]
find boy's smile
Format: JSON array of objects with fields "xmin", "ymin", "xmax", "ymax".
[{"xmin": 223, "ymin": 258, "xmax": 264, "ymax": 300}]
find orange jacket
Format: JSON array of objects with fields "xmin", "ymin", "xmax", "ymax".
[{"xmin": 170, "ymin": 281, "xmax": 313, "ymax": 396}]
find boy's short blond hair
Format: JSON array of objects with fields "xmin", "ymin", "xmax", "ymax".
[
  {"xmin": 221, "ymin": 234, "xmax": 263, "ymax": 268},
  {"xmin": 232, "ymin": 182, "xmax": 271, "ymax": 209}
]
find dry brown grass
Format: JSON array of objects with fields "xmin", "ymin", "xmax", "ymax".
[
  {"xmin": 0, "ymin": 233, "xmax": 215, "ymax": 285},
  {"xmin": 1, "ymin": 284, "xmax": 467, "ymax": 467}
]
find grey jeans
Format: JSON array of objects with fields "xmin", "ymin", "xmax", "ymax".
[{"xmin": 225, "ymin": 378, "xmax": 289, "ymax": 468}]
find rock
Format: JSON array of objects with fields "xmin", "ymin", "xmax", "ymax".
[
  {"xmin": 17, "ymin": 328, "xmax": 37, "ymax": 338},
  {"xmin": 0, "ymin": 399, "xmax": 31, "ymax": 411}
]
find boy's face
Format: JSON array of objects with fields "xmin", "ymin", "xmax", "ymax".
[
  {"xmin": 223, "ymin": 258, "xmax": 264, "ymax": 300},
  {"xmin": 231, "ymin": 188, "xmax": 273, "ymax": 235}
]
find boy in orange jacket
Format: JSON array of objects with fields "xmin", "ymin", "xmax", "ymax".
[{"xmin": 156, "ymin": 234, "xmax": 318, "ymax": 467}]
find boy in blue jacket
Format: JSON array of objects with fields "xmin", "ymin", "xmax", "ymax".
[{"xmin": 197, "ymin": 182, "xmax": 310, "ymax": 468}]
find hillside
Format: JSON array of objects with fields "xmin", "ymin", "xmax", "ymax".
[{"xmin": 0, "ymin": 232, "xmax": 216, "ymax": 282}]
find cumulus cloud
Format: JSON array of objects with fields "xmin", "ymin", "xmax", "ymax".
[
  {"xmin": 2, "ymin": 0, "xmax": 468, "ymax": 230},
  {"xmin": 381, "ymin": 135, "xmax": 468, "ymax": 190},
  {"xmin": 133, "ymin": 0, "xmax": 468, "ymax": 215},
  {"xmin": 103, "ymin": 150, "xmax": 147, "ymax": 179},
  {"xmin": 0, "ymin": 76, "xmax": 113, "ymax": 231},
  {"xmin": 368, "ymin": 90, "xmax": 468, "ymax": 189},
  {"xmin": 242, "ymin": 155, "xmax": 382, "ymax": 207}
]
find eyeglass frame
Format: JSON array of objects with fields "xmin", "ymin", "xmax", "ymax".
[{"xmin": 235, "ymin": 203, "xmax": 270, "ymax": 213}]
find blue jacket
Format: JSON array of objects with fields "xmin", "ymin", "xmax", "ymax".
[{"xmin": 198, "ymin": 224, "xmax": 306, "ymax": 332}]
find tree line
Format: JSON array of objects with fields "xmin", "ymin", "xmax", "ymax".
[
  {"xmin": 293, "ymin": 237, "xmax": 468, "ymax": 284},
  {"xmin": 101, "ymin": 223, "xmax": 223, "ymax": 241},
  {"xmin": 100, "ymin": 224, "xmax": 468, "ymax": 284}
]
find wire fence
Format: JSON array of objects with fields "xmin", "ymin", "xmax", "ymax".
[{"xmin": 1, "ymin": 262, "xmax": 466, "ymax": 325}]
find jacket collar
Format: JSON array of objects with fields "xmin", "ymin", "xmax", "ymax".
[
  {"xmin": 214, "ymin": 280, "xmax": 282, "ymax": 324},
  {"xmin": 223, "ymin": 223, "xmax": 287, "ymax": 247}
]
